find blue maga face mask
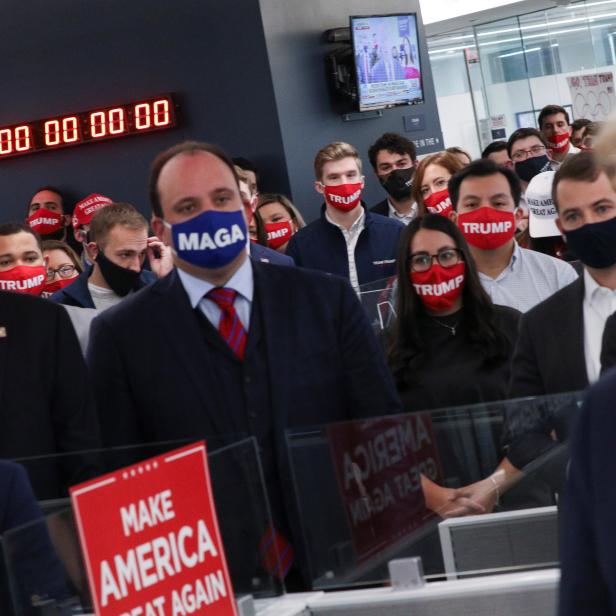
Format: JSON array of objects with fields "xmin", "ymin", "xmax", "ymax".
[{"xmin": 167, "ymin": 209, "xmax": 247, "ymax": 269}]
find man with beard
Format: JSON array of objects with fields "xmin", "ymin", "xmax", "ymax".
[{"xmin": 368, "ymin": 132, "xmax": 417, "ymax": 225}]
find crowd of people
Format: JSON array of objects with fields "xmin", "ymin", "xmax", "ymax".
[{"xmin": 3, "ymin": 102, "xmax": 616, "ymax": 597}]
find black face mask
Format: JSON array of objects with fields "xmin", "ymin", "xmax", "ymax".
[
  {"xmin": 95, "ymin": 251, "xmax": 141, "ymax": 297},
  {"xmin": 564, "ymin": 216, "xmax": 616, "ymax": 269},
  {"xmin": 515, "ymin": 155, "xmax": 550, "ymax": 183},
  {"xmin": 380, "ymin": 167, "xmax": 415, "ymax": 201}
]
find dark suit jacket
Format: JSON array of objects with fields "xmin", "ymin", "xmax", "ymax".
[
  {"xmin": 251, "ymin": 242, "xmax": 294, "ymax": 266},
  {"xmin": 50, "ymin": 266, "xmax": 156, "ymax": 308},
  {"xmin": 87, "ymin": 262, "xmax": 401, "ymax": 583},
  {"xmin": 87, "ymin": 262, "xmax": 401, "ymax": 448},
  {"xmin": 370, "ymin": 199, "xmax": 389, "ymax": 217},
  {"xmin": 559, "ymin": 368, "xmax": 616, "ymax": 615},
  {"xmin": 0, "ymin": 292, "xmax": 100, "ymax": 499},
  {"xmin": 510, "ymin": 277, "xmax": 588, "ymax": 398}
]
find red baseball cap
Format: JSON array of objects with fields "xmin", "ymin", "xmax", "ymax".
[{"xmin": 72, "ymin": 194, "xmax": 113, "ymax": 230}]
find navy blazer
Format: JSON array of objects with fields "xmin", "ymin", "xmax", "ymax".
[
  {"xmin": 369, "ymin": 198, "xmax": 389, "ymax": 217},
  {"xmin": 0, "ymin": 292, "xmax": 100, "ymax": 499},
  {"xmin": 87, "ymin": 261, "xmax": 401, "ymax": 447},
  {"xmin": 286, "ymin": 205, "xmax": 403, "ymax": 286},
  {"xmin": 50, "ymin": 266, "xmax": 157, "ymax": 309},
  {"xmin": 250, "ymin": 242, "xmax": 294, "ymax": 266},
  {"xmin": 559, "ymin": 369, "xmax": 616, "ymax": 615}
]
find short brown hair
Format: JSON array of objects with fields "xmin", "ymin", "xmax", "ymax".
[
  {"xmin": 0, "ymin": 223, "xmax": 42, "ymax": 252},
  {"xmin": 89, "ymin": 203, "xmax": 148, "ymax": 249},
  {"xmin": 552, "ymin": 152, "xmax": 602, "ymax": 211},
  {"xmin": 314, "ymin": 141, "xmax": 362, "ymax": 181},
  {"xmin": 412, "ymin": 152, "xmax": 465, "ymax": 214},
  {"xmin": 538, "ymin": 104, "xmax": 570, "ymax": 129},
  {"xmin": 149, "ymin": 141, "xmax": 239, "ymax": 217},
  {"xmin": 41, "ymin": 239, "xmax": 83, "ymax": 273}
]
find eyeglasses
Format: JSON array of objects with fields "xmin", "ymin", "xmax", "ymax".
[
  {"xmin": 511, "ymin": 145, "xmax": 547, "ymax": 162},
  {"xmin": 409, "ymin": 248, "xmax": 462, "ymax": 272},
  {"xmin": 46, "ymin": 265, "xmax": 77, "ymax": 281}
]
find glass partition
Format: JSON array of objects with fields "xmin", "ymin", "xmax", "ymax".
[
  {"xmin": 285, "ymin": 392, "xmax": 583, "ymax": 590},
  {"xmin": 3, "ymin": 438, "xmax": 283, "ymax": 615},
  {"xmin": 358, "ymin": 276, "xmax": 397, "ymax": 333}
]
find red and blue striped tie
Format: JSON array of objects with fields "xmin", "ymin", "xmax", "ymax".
[{"xmin": 207, "ymin": 287, "xmax": 247, "ymax": 360}]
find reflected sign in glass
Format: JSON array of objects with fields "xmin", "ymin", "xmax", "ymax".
[{"xmin": 0, "ymin": 95, "xmax": 177, "ymax": 160}]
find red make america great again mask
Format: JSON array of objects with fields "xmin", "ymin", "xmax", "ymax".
[{"xmin": 457, "ymin": 207, "xmax": 516, "ymax": 250}]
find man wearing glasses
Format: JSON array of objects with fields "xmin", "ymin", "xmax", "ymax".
[{"xmin": 448, "ymin": 159, "xmax": 577, "ymax": 313}]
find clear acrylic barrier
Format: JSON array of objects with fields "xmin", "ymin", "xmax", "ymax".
[
  {"xmin": 285, "ymin": 391, "xmax": 584, "ymax": 590},
  {"xmin": 358, "ymin": 276, "xmax": 397, "ymax": 332},
  {"xmin": 3, "ymin": 437, "xmax": 283, "ymax": 615}
]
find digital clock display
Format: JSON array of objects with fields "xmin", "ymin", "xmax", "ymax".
[{"xmin": 0, "ymin": 94, "xmax": 178, "ymax": 160}]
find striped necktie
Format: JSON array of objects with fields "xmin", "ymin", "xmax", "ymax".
[{"xmin": 206, "ymin": 287, "xmax": 247, "ymax": 360}]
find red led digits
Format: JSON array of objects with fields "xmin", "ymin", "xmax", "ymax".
[
  {"xmin": 0, "ymin": 95, "xmax": 176, "ymax": 160},
  {"xmin": 62, "ymin": 117, "xmax": 79, "ymax": 143},
  {"xmin": 134, "ymin": 103, "xmax": 151, "ymax": 130},
  {"xmin": 108, "ymin": 108, "xmax": 125, "ymax": 135},
  {"xmin": 44, "ymin": 120, "xmax": 61, "ymax": 146},
  {"xmin": 153, "ymin": 99, "xmax": 170, "ymax": 126},
  {"xmin": 90, "ymin": 111, "xmax": 107, "ymax": 138},
  {"xmin": 0, "ymin": 129, "xmax": 12, "ymax": 155},
  {"xmin": 14, "ymin": 126, "xmax": 32, "ymax": 151}
]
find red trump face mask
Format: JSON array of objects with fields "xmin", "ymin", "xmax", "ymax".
[
  {"xmin": 457, "ymin": 207, "xmax": 516, "ymax": 250},
  {"xmin": 322, "ymin": 183, "xmax": 363, "ymax": 212},
  {"xmin": 27, "ymin": 208, "xmax": 63, "ymax": 236},
  {"xmin": 265, "ymin": 221, "xmax": 294, "ymax": 250},
  {"xmin": 410, "ymin": 262, "xmax": 465, "ymax": 313},
  {"xmin": 0, "ymin": 265, "xmax": 46, "ymax": 295},
  {"xmin": 546, "ymin": 131, "xmax": 570, "ymax": 155},
  {"xmin": 423, "ymin": 189, "xmax": 453, "ymax": 217}
]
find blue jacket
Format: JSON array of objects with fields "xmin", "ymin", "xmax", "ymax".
[
  {"xmin": 251, "ymin": 242, "xmax": 294, "ymax": 266},
  {"xmin": 286, "ymin": 205, "xmax": 403, "ymax": 286},
  {"xmin": 50, "ymin": 266, "xmax": 157, "ymax": 308}
]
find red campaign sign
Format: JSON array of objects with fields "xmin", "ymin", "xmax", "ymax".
[
  {"xmin": 327, "ymin": 413, "xmax": 443, "ymax": 563},
  {"xmin": 70, "ymin": 442, "xmax": 238, "ymax": 616}
]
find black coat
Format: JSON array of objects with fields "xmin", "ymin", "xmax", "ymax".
[{"xmin": 0, "ymin": 292, "xmax": 100, "ymax": 498}]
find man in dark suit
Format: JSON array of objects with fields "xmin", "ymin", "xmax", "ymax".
[
  {"xmin": 510, "ymin": 151, "xmax": 616, "ymax": 397},
  {"xmin": 368, "ymin": 132, "xmax": 417, "ymax": 224},
  {"xmin": 559, "ymin": 368, "xmax": 616, "ymax": 615},
  {"xmin": 0, "ymin": 225, "xmax": 100, "ymax": 499},
  {"xmin": 87, "ymin": 141, "xmax": 401, "ymax": 583},
  {"xmin": 447, "ymin": 152, "xmax": 616, "ymax": 514}
]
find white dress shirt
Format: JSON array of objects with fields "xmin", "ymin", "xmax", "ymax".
[
  {"xmin": 388, "ymin": 199, "xmax": 417, "ymax": 226},
  {"xmin": 478, "ymin": 242, "xmax": 578, "ymax": 313},
  {"xmin": 325, "ymin": 209, "xmax": 366, "ymax": 293},
  {"xmin": 583, "ymin": 269, "xmax": 616, "ymax": 384},
  {"xmin": 177, "ymin": 257, "xmax": 253, "ymax": 331}
]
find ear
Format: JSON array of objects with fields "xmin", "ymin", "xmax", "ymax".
[
  {"xmin": 86, "ymin": 242, "xmax": 99, "ymax": 262},
  {"xmin": 555, "ymin": 217, "xmax": 564, "ymax": 236},
  {"xmin": 315, "ymin": 180, "xmax": 325, "ymax": 195},
  {"xmin": 514, "ymin": 207, "xmax": 524, "ymax": 223},
  {"xmin": 151, "ymin": 216, "xmax": 167, "ymax": 243},
  {"xmin": 74, "ymin": 228, "xmax": 85, "ymax": 244},
  {"xmin": 449, "ymin": 210, "xmax": 457, "ymax": 224},
  {"xmin": 360, "ymin": 175, "xmax": 366, "ymax": 189},
  {"xmin": 61, "ymin": 214, "xmax": 71, "ymax": 227}
]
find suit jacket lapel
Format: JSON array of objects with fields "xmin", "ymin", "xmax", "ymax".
[
  {"xmin": 150, "ymin": 271, "xmax": 238, "ymax": 438},
  {"xmin": 252, "ymin": 263, "xmax": 293, "ymax": 440},
  {"xmin": 0, "ymin": 299, "xmax": 9, "ymax": 405},
  {"xmin": 559, "ymin": 277, "xmax": 589, "ymax": 389}
]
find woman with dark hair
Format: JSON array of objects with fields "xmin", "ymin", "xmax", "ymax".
[{"xmin": 387, "ymin": 214, "xmax": 520, "ymax": 411}]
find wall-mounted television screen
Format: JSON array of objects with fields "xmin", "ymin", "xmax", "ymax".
[{"xmin": 351, "ymin": 13, "xmax": 424, "ymax": 112}]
